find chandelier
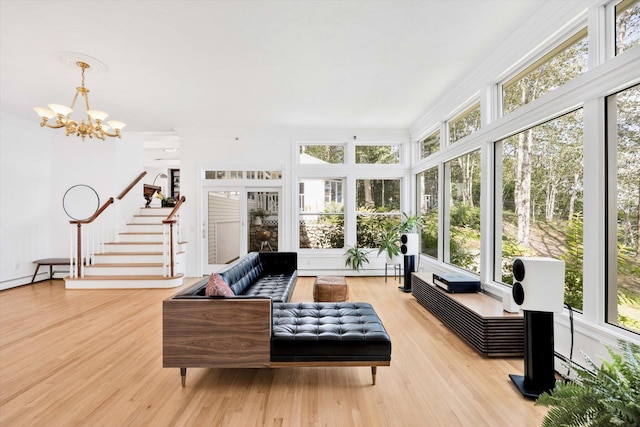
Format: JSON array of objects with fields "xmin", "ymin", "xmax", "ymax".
[{"xmin": 34, "ymin": 61, "xmax": 126, "ymax": 141}]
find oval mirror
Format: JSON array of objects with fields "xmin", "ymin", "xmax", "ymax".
[{"xmin": 63, "ymin": 184, "xmax": 100, "ymax": 221}]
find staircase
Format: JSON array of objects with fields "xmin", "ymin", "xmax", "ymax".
[{"xmin": 64, "ymin": 206, "xmax": 186, "ymax": 289}]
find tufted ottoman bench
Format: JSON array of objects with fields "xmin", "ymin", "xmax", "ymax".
[{"xmin": 270, "ymin": 302, "xmax": 392, "ymax": 384}]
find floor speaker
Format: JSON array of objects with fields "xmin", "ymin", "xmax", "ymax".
[
  {"xmin": 509, "ymin": 311, "xmax": 556, "ymax": 399},
  {"xmin": 399, "ymin": 255, "xmax": 414, "ymax": 293}
]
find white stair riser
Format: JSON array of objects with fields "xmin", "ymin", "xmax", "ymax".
[
  {"xmin": 131, "ymin": 216, "xmax": 167, "ymax": 224},
  {"xmin": 103, "ymin": 243, "xmax": 164, "ymax": 252},
  {"xmin": 93, "ymin": 254, "xmax": 164, "ymax": 264},
  {"xmin": 118, "ymin": 233, "xmax": 165, "ymax": 243},
  {"xmin": 137, "ymin": 207, "xmax": 174, "ymax": 216},
  {"xmin": 84, "ymin": 266, "xmax": 168, "ymax": 276},
  {"xmin": 102, "ymin": 242, "xmax": 186, "ymax": 252},
  {"xmin": 125, "ymin": 224, "xmax": 166, "ymax": 233},
  {"xmin": 65, "ymin": 277, "xmax": 183, "ymax": 289}
]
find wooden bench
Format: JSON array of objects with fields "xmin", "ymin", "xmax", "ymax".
[{"xmin": 31, "ymin": 258, "xmax": 72, "ymax": 283}]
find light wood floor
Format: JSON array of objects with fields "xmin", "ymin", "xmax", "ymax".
[{"xmin": 0, "ymin": 276, "xmax": 547, "ymax": 426}]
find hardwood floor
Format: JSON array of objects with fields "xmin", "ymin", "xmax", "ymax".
[{"xmin": 0, "ymin": 276, "xmax": 547, "ymax": 426}]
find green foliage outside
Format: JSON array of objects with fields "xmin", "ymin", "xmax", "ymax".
[{"xmin": 536, "ymin": 340, "xmax": 640, "ymax": 427}]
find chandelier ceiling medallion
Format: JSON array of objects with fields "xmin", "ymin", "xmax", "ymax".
[{"xmin": 34, "ymin": 61, "xmax": 126, "ymax": 141}]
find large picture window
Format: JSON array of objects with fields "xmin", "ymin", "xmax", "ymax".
[
  {"xmin": 606, "ymin": 84, "xmax": 640, "ymax": 334},
  {"xmin": 444, "ymin": 150, "xmax": 481, "ymax": 273},
  {"xmin": 418, "ymin": 167, "xmax": 439, "ymax": 258},
  {"xmin": 502, "ymin": 29, "xmax": 588, "ymax": 115},
  {"xmin": 495, "ymin": 109, "xmax": 584, "ymax": 310},
  {"xmin": 299, "ymin": 178, "xmax": 345, "ymax": 249},
  {"xmin": 355, "ymin": 179, "xmax": 401, "ymax": 248}
]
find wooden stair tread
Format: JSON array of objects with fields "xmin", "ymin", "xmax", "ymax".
[{"xmin": 65, "ymin": 274, "xmax": 184, "ymax": 280}]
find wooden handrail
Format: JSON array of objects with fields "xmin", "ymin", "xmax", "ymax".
[
  {"xmin": 69, "ymin": 197, "xmax": 115, "ymax": 225},
  {"xmin": 162, "ymin": 195, "xmax": 186, "ymax": 277},
  {"xmin": 163, "ymin": 195, "xmax": 186, "ymax": 223},
  {"xmin": 117, "ymin": 171, "xmax": 147, "ymax": 200}
]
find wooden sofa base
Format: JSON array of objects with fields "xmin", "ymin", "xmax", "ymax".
[{"xmin": 177, "ymin": 361, "xmax": 390, "ymax": 387}]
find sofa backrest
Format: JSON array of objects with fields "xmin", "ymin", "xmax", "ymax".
[{"xmin": 218, "ymin": 252, "xmax": 264, "ymax": 295}]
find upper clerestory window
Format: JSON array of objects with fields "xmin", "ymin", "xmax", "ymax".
[
  {"xmin": 299, "ymin": 144, "xmax": 345, "ymax": 164},
  {"xmin": 616, "ymin": 0, "xmax": 640, "ymax": 55},
  {"xmin": 448, "ymin": 103, "xmax": 481, "ymax": 145},
  {"xmin": 502, "ymin": 28, "xmax": 588, "ymax": 116}
]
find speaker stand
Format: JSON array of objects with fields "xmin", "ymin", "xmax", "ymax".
[
  {"xmin": 398, "ymin": 255, "xmax": 414, "ymax": 293},
  {"xmin": 510, "ymin": 311, "xmax": 556, "ymax": 399}
]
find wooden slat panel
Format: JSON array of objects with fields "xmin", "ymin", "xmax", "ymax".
[
  {"xmin": 412, "ymin": 272, "xmax": 524, "ymax": 357},
  {"xmin": 163, "ymin": 298, "xmax": 271, "ymax": 368}
]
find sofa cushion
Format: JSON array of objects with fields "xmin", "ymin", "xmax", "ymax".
[
  {"xmin": 205, "ymin": 274, "xmax": 234, "ymax": 297},
  {"xmin": 270, "ymin": 302, "xmax": 392, "ymax": 362},
  {"xmin": 243, "ymin": 273, "xmax": 297, "ymax": 302},
  {"xmin": 218, "ymin": 253, "xmax": 264, "ymax": 296}
]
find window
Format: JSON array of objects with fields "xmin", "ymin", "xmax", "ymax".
[
  {"xmin": 616, "ymin": 0, "xmax": 640, "ymax": 55},
  {"xmin": 355, "ymin": 145, "xmax": 401, "ymax": 164},
  {"xmin": 299, "ymin": 144, "xmax": 345, "ymax": 164},
  {"xmin": 495, "ymin": 109, "xmax": 584, "ymax": 310},
  {"xmin": 419, "ymin": 130, "xmax": 440, "ymax": 159},
  {"xmin": 449, "ymin": 103, "xmax": 481, "ymax": 144},
  {"xmin": 299, "ymin": 178, "xmax": 344, "ymax": 249},
  {"xmin": 204, "ymin": 170, "xmax": 281, "ymax": 180},
  {"xmin": 445, "ymin": 149, "xmax": 481, "ymax": 273},
  {"xmin": 606, "ymin": 84, "xmax": 640, "ymax": 334},
  {"xmin": 502, "ymin": 29, "xmax": 588, "ymax": 115},
  {"xmin": 355, "ymin": 179, "xmax": 401, "ymax": 248},
  {"xmin": 418, "ymin": 167, "xmax": 439, "ymax": 258}
]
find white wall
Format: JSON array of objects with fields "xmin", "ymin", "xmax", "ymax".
[
  {"xmin": 0, "ymin": 113, "xmax": 53, "ymax": 289},
  {"xmin": 176, "ymin": 128, "xmax": 293, "ymax": 277},
  {"xmin": 0, "ymin": 112, "xmax": 143, "ymax": 289}
]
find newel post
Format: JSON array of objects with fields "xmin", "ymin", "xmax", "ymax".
[{"xmin": 77, "ymin": 223, "xmax": 82, "ymax": 277}]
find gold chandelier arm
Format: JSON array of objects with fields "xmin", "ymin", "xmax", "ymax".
[
  {"xmin": 101, "ymin": 128, "xmax": 122, "ymax": 138},
  {"xmin": 40, "ymin": 118, "xmax": 65, "ymax": 129}
]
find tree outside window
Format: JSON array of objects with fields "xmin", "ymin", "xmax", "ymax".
[
  {"xmin": 445, "ymin": 150, "xmax": 481, "ymax": 273},
  {"xmin": 496, "ymin": 109, "xmax": 584, "ymax": 310},
  {"xmin": 607, "ymin": 84, "xmax": 640, "ymax": 333}
]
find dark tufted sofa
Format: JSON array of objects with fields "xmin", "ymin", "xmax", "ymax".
[
  {"xmin": 182, "ymin": 252, "xmax": 298, "ymax": 302},
  {"xmin": 163, "ymin": 252, "xmax": 392, "ymax": 387}
]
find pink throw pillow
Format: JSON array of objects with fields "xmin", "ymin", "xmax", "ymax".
[{"xmin": 205, "ymin": 274, "xmax": 234, "ymax": 297}]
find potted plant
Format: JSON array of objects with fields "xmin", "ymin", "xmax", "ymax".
[
  {"xmin": 536, "ymin": 340, "xmax": 640, "ymax": 426},
  {"xmin": 377, "ymin": 227, "xmax": 402, "ymax": 265},
  {"xmin": 250, "ymin": 208, "xmax": 270, "ymax": 226},
  {"xmin": 398, "ymin": 212, "xmax": 424, "ymax": 233},
  {"xmin": 344, "ymin": 245, "xmax": 371, "ymax": 272},
  {"xmin": 396, "ymin": 212, "xmax": 424, "ymax": 256}
]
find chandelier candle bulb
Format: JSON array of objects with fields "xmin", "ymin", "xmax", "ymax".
[{"xmin": 33, "ymin": 60, "xmax": 125, "ymax": 141}]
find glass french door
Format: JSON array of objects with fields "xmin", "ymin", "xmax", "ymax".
[{"xmin": 203, "ymin": 187, "xmax": 280, "ymax": 274}]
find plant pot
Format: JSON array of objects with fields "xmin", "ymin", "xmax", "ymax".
[{"xmin": 386, "ymin": 253, "xmax": 403, "ymax": 265}]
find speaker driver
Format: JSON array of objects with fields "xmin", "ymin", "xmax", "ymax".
[
  {"xmin": 400, "ymin": 234, "xmax": 408, "ymax": 244},
  {"xmin": 513, "ymin": 258, "xmax": 525, "ymax": 281},
  {"xmin": 512, "ymin": 282, "xmax": 525, "ymax": 305}
]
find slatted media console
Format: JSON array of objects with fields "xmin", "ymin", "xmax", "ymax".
[{"xmin": 411, "ymin": 272, "xmax": 524, "ymax": 357}]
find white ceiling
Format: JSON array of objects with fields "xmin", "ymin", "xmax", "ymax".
[{"xmin": 1, "ymin": 0, "xmax": 553, "ymax": 131}]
